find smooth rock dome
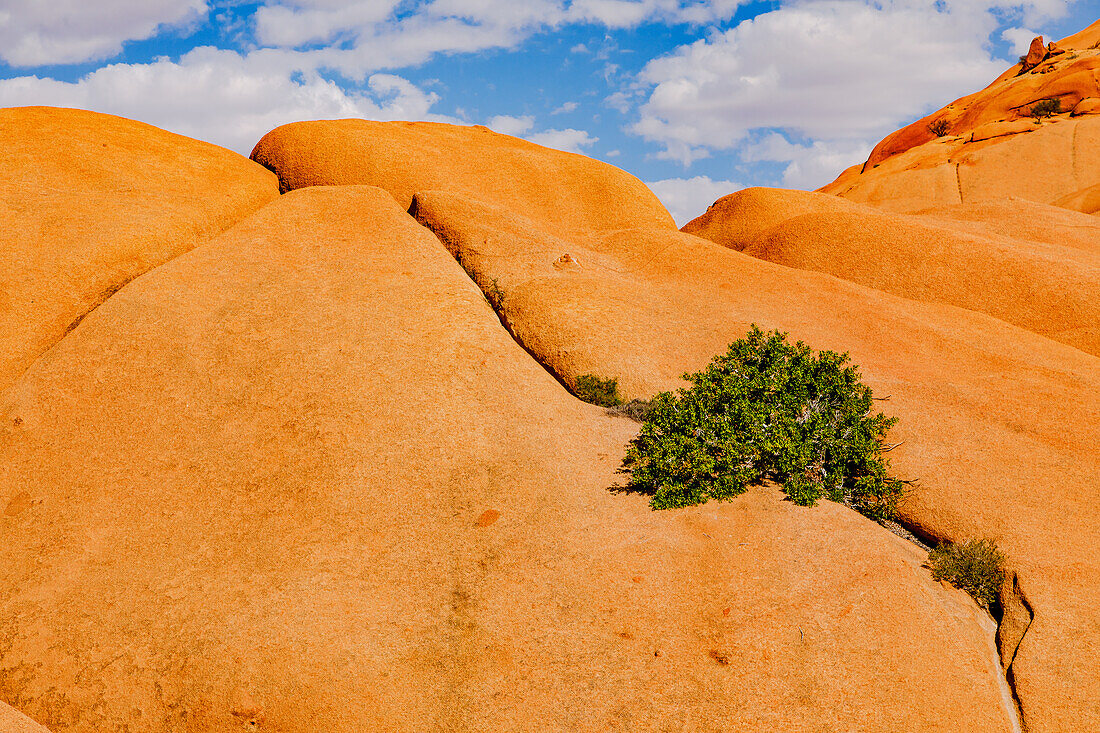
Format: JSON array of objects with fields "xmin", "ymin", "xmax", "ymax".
[
  {"xmin": 0, "ymin": 107, "xmax": 278, "ymax": 396},
  {"xmin": 250, "ymin": 119, "xmax": 677, "ymax": 239}
]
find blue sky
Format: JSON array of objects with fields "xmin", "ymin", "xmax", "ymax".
[{"xmin": 0, "ymin": 0, "xmax": 1094, "ymax": 223}]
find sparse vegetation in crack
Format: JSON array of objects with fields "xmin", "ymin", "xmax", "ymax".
[
  {"xmin": 928, "ymin": 118, "xmax": 951, "ymax": 137},
  {"xmin": 574, "ymin": 374, "xmax": 624, "ymax": 407},
  {"xmin": 928, "ymin": 538, "xmax": 1006, "ymax": 610}
]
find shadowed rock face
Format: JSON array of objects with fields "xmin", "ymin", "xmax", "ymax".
[
  {"xmin": 683, "ymin": 187, "xmax": 1100, "ymax": 356},
  {"xmin": 819, "ymin": 21, "xmax": 1100, "ymax": 212},
  {"xmin": 1053, "ymin": 180, "xmax": 1100, "ymax": 213},
  {"xmin": 250, "ymin": 119, "xmax": 676, "ymax": 239},
  {"xmin": 411, "ymin": 189, "xmax": 1100, "ymax": 733},
  {"xmin": 0, "ymin": 107, "xmax": 280, "ymax": 396},
  {"xmin": 0, "ymin": 185, "xmax": 1011, "ymax": 732}
]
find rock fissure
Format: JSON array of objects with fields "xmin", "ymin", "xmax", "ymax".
[
  {"xmin": 998, "ymin": 574, "xmax": 1036, "ymax": 731},
  {"xmin": 406, "ymin": 200, "xmax": 580, "ymax": 400}
]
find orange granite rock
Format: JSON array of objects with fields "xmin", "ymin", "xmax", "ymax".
[
  {"xmin": 250, "ymin": 119, "xmax": 676, "ymax": 239},
  {"xmin": 0, "ymin": 107, "xmax": 279, "ymax": 397},
  {"xmin": 413, "ymin": 189, "xmax": 1099, "ymax": 733},
  {"xmin": 0, "ymin": 186, "xmax": 1011, "ymax": 733}
]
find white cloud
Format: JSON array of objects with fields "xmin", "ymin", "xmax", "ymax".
[
  {"xmin": 0, "ymin": 47, "xmax": 449, "ymax": 154},
  {"xmin": 253, "ymin": 1, "xmax": 404, "ymax": 46},
  {"xmin": 1001, "ymin": 26, "xmax": 1041, "ymax": 55},
  {"xmin": 743, "ymin": 133, "xmax": 872, "ymax": 190},
  {"xmin": 0, "ymin": 0, "xmax": 207, "ymax": 66},
  {"xmin": 248, "ymin": 0, "xmax": 749, "ymax": 78},
  {"xmin": 527, "ymin": 127, "xmax": 599, "ymax": 153},
  {"xmin": 646, "ymin": 175, "xmax": 744, "ymax": 225},
  {"xmin": 486, "ymin": 114, "xmax": 597, "ymax": 154},
  {"xmin": 632, "ymin": 1, "xmax": 1013, "ymax": 164},
  {"xmin": 552, "ymin": 101, "xmax": 579, "ymax": 114},
  {"xmin": 487, "ymin": 114, "xmax": 535, "ymax": 136}
]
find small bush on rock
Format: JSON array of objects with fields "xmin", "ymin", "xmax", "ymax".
[
  {"xmin": 1030, "ymin": 98, "xmax": 1062, "ymax": 121},
  {"xmin": 928, "ymin": 119, "xmax": 951, "ymax": 137},
  {"xmin": 929, "ymin": 539, "xmax": 1006, "ymax": 609},
  {"xmin": 575, "ymin": 374, "xmax": 624, "ymax": 407},
  {"xmin": 620, "ymin": 325, "xmax": 903, "ymax": 519}
]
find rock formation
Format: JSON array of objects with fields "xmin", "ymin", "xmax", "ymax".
[
  {"xmin": 4, "ymin": 17, "xmax": 1100, "ymax": 727},
  {"xmin": 410, "ymin": 188, "xmax": 1099, "ymax": 733},
  {"xmin": 250, "ymin": 119, "xmax": 675, "ymax": 239},
  {"xmin": 0, "ymin": 704, "xmax": 51, "ymax": 733},
  {"xmin": 683, "ymin": 188, "xmax": 1100, "ymax": 355},
  {"xmin": 0, "ymin": 107, "xmax": 279, "ymax": 396},
  {"xmin": 820, "ymin": 20, "xmax": 1100, "ymax": 211},
  {"xmin": 0, "ymin": 181, "xmax": 1011, "ymax": 731}
]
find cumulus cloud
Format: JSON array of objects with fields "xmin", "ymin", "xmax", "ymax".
[
  {"xmin": 528, "ymin": 127, "xmax": 598, "ymax": 153},
  {"xmin": 0, "ymin": 47, "xmax": 449, "ymax": 154},
  {"xmin": 249, "ymin": 0, "xmax": 747, "ymax": 77},
  {"xmin": 0, "ymin": 0, "xmax": 208, "ymax": 66},
  {"xmin": 487, "ymin": 114, "xmax": 598, "ymax": 154},
  {"xmin": 633, "ymin": 1, "xmax": 1013, "ymax": 166},
  {"xmin": 742, "ymin": 133, "xmax": 872, "ymax": 190},
  {"xmin": 646, "ymin": 175, "xmax": 744, "ymax": 225},
  {"xmin": 487, "ymin": 114, "xmax": 535, "ymax": 135}
]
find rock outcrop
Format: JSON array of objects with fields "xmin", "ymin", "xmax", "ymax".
[
  {"xmin": 0, "ymin": 107, "xmax": 279, "ymax": 396},
  {"xmin": 820, "ymin": 21, "xmax": 1100, "ymax": 211},
  {"xmin": 250, "ymin": 119, "xmax": 676, "ymax": 239},
  {"xmin": 0, "ymin": 705, "xmax": 51, "ymax": 733},
  {"xmin": 683, "ymin": 187, "xmax": 1100, "ymax": 355},
  {"xmin": 680, "ymin": 187, "xmax": 859, "ymax": 250},
  {"xmin": 0, "ymin": 186, "xmax": 1011, "ymax": 731},
  {"xmin": 408, "ymin": 188, "xmax": 1099, "ymax": 733},
  {"xmin": 1053, "ymin": 180, "xmax": 1100, "ymax": 213},
  {"xmin": 1020, "ymin": 36, "xmax": 1048, "ymax": 72}
]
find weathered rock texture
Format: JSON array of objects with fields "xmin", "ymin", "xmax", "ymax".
[
  {"xmin": 911, "ymin": 198, "xmax": 1100, "ymax": 253},
  {"xmin": 0, "ymin": 704, "xmax": 51, "ymax": 733},
  {"xmin": 250, "ymin": 119, "xmax": 676, "ymax": 238},
  {"xmin": 680, "ymin": 186, "xmax": 859, "ymax": 249},
  {"xmin": 682, "ymin": 187, "xmax": 1100, "ymax": 355},
  {"xmin": 0, "ymin": 107, "xmax": 279, "ymax": 396},
  {"xmin": 1053, "ymin": 180, "xmax": 1100, "ymax": 213},
  {"xmin": 820, "ymin": 21, "xmax": 1100, "ymax": 211},
  {"xmin": 0, "ymin": 185, "xmax": 1011, "ymax": 732},
  {"xmin": 409, "ymin": 189, "xmax": 1100, "ymax": 733}
]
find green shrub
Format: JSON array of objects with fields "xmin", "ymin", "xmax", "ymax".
[
  {"xmin": 575, "ymin": 374, "xmax": 624, "ymax": 407},
  {"xmin": 1030, "ymin": 98, "xmax": 1061, "ymax": 121},
  {"xmin": 927, "ymin": 118, "xmax": 950, "ymax": 137},
  {"xmin": 929, "ymin": 539, "xmax": 1006, "ymax": 609},
  {"xmin": 620, "ymin": 325, "xmax": 903, "ymax": 519}
]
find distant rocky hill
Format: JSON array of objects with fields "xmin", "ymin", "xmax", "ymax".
[
  {"xmin": 818, "ymin": 20, "xmax": 1100, "ymax": 212},
  {"xmin": 1, "ymin": 19, "xmax": 1098, "ymax": 733}
]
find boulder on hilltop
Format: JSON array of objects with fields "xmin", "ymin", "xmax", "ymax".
[{"xmin": 250, "ymin": 119, "xmax": 676, "ymax": 239}]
